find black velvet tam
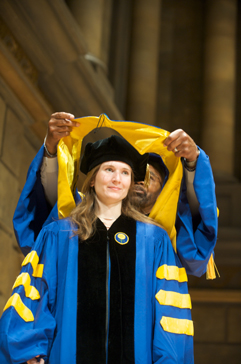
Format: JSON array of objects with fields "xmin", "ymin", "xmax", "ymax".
[{"xmin": 80, "ymin": 135, "xmax": 148, "ymax": 182}]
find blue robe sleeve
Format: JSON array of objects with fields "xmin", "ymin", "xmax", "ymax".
[
  {"xmin": 13, "ymin": 146, "xmax": 81, "ymax": 256},
  {"xmin": 0, "ymin": 226, "xmax": 58, "ymax": 364},
  {"xmin": 152, "ymin": 229, "xmax": 194, "ymax": 363},
  {"xmin": 176, "ymin": 147, "xmax": 218, "ymax": 276},
  {"xmin": 13, "ymin": 145, "xmax": 53, "ymax": 256}
]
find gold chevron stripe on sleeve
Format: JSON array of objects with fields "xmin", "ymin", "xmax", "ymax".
[
  {"xmin": 3, "ymin": 293, "xmax": 34, "ymax": 322},
  {"xmin": 160, "ymin": 316, "xmax": 194, "ymax": 336},
  {"xmin": 156, "ymin": 264, "xmax": 187, "ymax": 282},
  {"xmin": 155, "ymin": 289, "xmax": 192, "ymax": 309},
  {"xmin": 12, "ymin": 273, "xmax": 40, "ymax": 300},
  {"xmin": 22, "ymin": 251, "xmax": 44, "ymax": 278}
]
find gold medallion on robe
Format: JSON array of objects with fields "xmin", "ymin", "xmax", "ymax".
[{"xmin": 114, "ymin": 232, "xmax": 129, "ymax": 245}]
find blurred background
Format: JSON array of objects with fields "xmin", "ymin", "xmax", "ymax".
[{"xmin": 0, "ymin": 0, "xmax": 240, "ymax": 362}]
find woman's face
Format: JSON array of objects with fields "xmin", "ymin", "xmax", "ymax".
[{"xmin": 92, "ymin": 161, "xmax": 132, "ymax": 206}]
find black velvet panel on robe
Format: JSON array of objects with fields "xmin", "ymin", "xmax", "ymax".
[{"xmin": 76, "ymin": 215, "xmax": 136, "ymax": 364}]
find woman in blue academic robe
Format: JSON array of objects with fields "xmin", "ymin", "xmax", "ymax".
[{"xmin": 0, "ymin": 135, "xmax": 194, "ymax": 364}]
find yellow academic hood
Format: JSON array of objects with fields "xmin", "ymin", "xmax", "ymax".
[{"xmin": 57, "ymin": 114, "xmax": 183, "ymax": 252}]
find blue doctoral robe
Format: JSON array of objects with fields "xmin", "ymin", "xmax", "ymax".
[
  {"xmin": 0, "ymin": 218, "xmax": 194, "ymax": 364},
  {"xmin": 12, "ymin": 145, "xmax": 218, "ymax": 277}
]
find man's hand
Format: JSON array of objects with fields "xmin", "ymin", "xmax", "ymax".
[
  {"xmin": 163, "ymin": 129, "xmax": 199, "ymax": 162},
  {"xmin": 27, "ymin": 355, "xmax": 45, "ymax": 364},
  {"xmin": 44, "ymin": 112, "xmax": 79, "ymax": 156}
]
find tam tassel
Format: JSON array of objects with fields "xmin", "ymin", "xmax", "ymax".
[
  {"xmin": 206, "ymin": 253, "xmax": 220, "ymax": 280},
  {"xmin": 144, "ymin": 163, "xmax": 150, "ymax": 188}
]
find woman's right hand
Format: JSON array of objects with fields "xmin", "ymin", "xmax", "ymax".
[{"xmin": 27, "ymin": 355, "xmax": 45, "ymax": 364}]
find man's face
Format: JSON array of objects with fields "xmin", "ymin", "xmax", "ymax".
[{"xmin": 132, "ymin": 164, "xmax": 163, "ymax": 214}]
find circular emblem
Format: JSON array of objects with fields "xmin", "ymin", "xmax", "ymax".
[{"xmin": 114, "ymin": 232, "xmax": 129, "ymax": 245}]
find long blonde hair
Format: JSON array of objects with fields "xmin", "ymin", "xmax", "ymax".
[{"xmin": 69, "ymin": 164, "xmax": 161, "ymax": 240}]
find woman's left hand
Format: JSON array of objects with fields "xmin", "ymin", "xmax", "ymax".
[{"xmin": 27, "ymin": 355, "xmax": 45, "ymax": 364}]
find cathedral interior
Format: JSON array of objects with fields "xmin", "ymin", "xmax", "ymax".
[{"xmin": 0, "ymin": 0, "xmax": 240, "ymax": 362}]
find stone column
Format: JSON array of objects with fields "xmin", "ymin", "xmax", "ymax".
[
  {"xmin": 202, "ymin": 0, "xmax": 237, "ymax": 177},
  {"xmin": 126, "ymin": 0, "xmax": 161, "ymax": 125}
]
